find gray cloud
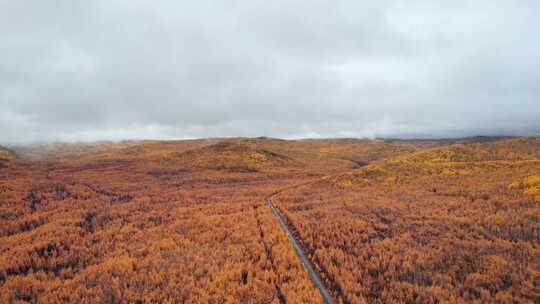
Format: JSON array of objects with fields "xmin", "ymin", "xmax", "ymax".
[{"xmin": 1, "ymin": 0, "xmax": 539, "ymax": 144}]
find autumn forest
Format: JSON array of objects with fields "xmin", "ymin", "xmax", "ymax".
[{"xmin": 1, "ymin": 136, "xmax": 539, "ymax": 303}]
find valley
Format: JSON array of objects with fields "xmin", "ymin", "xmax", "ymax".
[{"xmin": 0, "ymin": 137, "xmax": 539, "ymax": 303}]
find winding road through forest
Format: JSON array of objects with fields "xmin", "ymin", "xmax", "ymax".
[{"xmin": 266, "ymin": 197, "xmax": 335, "ymax": 304}]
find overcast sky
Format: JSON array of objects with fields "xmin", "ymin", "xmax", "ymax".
[{"xmin": 1, "ymin": 1, "xmax": 539, "ymax": 144}]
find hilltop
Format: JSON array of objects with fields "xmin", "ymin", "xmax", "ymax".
[
  {"xmin": 330, "ymin": 136, "xmax": 540, "ymax": 187},
  {"xmin": 0, "ymin": 146, "xmax": 16, "ymax": 167},
  {"xmin": 390, "ymin": 136, "xmax": 540, "ymax": 163},
  {"xmin": 170, "ymin": 141, "xmax": 298, "ymax": 172},
  {"xmin": 0, "ymin": 146, "xmax": 15, "ymax": 158}
]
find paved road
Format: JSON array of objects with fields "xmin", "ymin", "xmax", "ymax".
[{"xmin": 266, "ymin": 197, "xmax": 335, "ymax": 304}]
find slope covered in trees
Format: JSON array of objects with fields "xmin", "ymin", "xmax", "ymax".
[
  {"xmin": 0, "ymin": 140, "xmax": 328, "ymax": 303},
  {"xmin": 273, "ymin": 137, "xmax": 540, "ymax": 303},
  {"xmin": 0, "ymin": 146, "xmax": 15, "ymax": 161},
  {"xmin": 170, "ymin": 142, "xmax": 299, "ymax": 172},
  {"xmin": 0, "ymin": 147, "xmax": 16, "ymax": 171},
  {"xmin": 1, "ymin": 136, "xmax": 535, "ymax": 303}
]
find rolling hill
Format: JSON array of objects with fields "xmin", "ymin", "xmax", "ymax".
[
  {"xmin": 170, "ymin": 141, "xmax": 298, "ymax": 172},
  {"xmin": 1, "ymin": 136, "xmax": 539, "ymax": 303},
  {"xmin": 272, "ymin": 137, "xmax": 540, "ymax": 303},
  {"xmin": 0, "ymin": 146, "xmax": 15, "ymax": 167}
]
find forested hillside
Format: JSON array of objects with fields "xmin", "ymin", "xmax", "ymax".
[
  {"xmin": 273, "ymin": 137, "xmax": 540, "ymax": 303},
  {"xmin": 1, "ymin": 137, "xmax": 537, "ymax": 303}
]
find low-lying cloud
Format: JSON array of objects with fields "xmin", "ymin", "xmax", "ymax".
[{"xmin": 1, "ymin": 0, "xmax": 539, "ymax": 144}]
